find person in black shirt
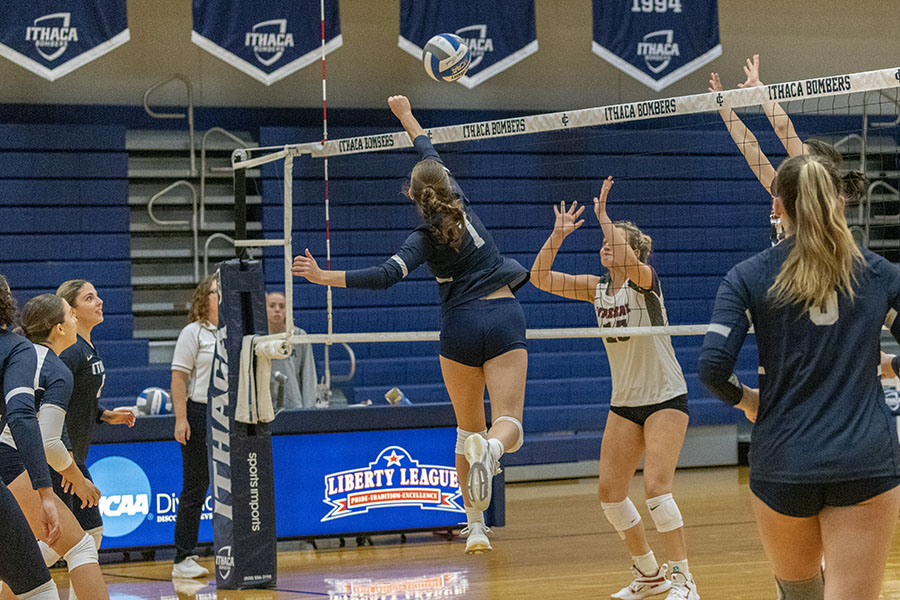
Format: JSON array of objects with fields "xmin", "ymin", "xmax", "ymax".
[
  {"xmin": 698, "ymin": 155, "xmax": 900, "ymax": 600},
  {"xmin": 54, "ymin": 280, "xmax": 135, "ymax": 553},
  {"xmin": 292, "ymin": 96, "xmax": 529, "ymax": 554},
  {"xmin": 0, "ymin": 276, "xmax": 60, "ymax": 599}
]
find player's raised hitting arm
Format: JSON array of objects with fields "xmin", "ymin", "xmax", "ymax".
[
  {"xmin": 530, "ymin": 200, "xmax": 599, "ymax": 303},
  {"xmin": 389, "ymin": 95, "xmax": 426, "ymax": 142},
  {"xmin": 593, "ymin": 177, "xmax": 654, "ymax": 290}
]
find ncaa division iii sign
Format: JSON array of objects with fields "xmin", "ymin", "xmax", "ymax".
[
  {"xmin": 592, "ymin": 0, "xmax": 722, "ymax": 92},
  {"xmin": 0, "ymin": 1, "xmax": 129, "ymax": 81},
  {"xmin": 192, "ymin": 0, "xmax": 342, "ymax": 86}
]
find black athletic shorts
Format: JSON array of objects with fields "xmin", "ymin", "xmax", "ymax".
[
  {"xmin": 609, "ymin": 394, "xmax": 689, "ymax": 427},
  {"xmin": 52, "ymin": 463, "xmax": 103, "ymax": 531},
  {"xmin": 440, "ymin": 297, "xmax": 527, "ymax": 367},
  {"xmin": 751, "ymin": 476, "xmax": 900, "ymax": 518},
  {"xmin": 0, "ymin": 481, "xmax": 53, "ymax": 594}
]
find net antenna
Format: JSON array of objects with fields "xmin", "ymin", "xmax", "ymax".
[{"xmin": 231, "ymin": 66, "xmax": 900, "ymax": 359}]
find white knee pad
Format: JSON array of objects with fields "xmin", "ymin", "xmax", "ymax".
[
  {"xmin": 86, "ymin": 526, "xmax": 103, "ymax": 550},
  {"xmin": 18, "ymin": 580, "xmax": 59, "ymax": 600},
  {"xmin": 455, "ymin": 428, "xmax": 487, "ymax": 455},
  {"xmin": 776, "ymin": 572, "xmax": 824, "ymax": 600},
  {"xmin": 38, "ymin": 540, "xmax": 61, "ymax": 568},
  {"xmin": 492, "ymin": 416, "xmax": 523, "ymax": 452},
  {"xmin": 600, "ymin": 497, "xmax": 641, "ymax": 540},
  {"xmin": 646, "ymin": 493, "xmax": 683, "ymax": 533},
  {"xmin": 63, "ymin": 533, "xmax": 98, "ymax": 571}
]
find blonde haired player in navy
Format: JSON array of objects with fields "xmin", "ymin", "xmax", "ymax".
[
  {"xmin": 292, "ymin": 95, "xmax": 529, "ymax": 554},
  {"xmin": 698, "ymin": 154, "xmax": 900, "ymax": 600},
  {"xmin": 531, "ymin": 178, "xmax": 699, "ymax": 600}
]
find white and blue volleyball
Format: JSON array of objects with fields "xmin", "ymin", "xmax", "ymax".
[
  {"xmin": 136, "ymin": 387, "xmax": 172, "ymax": 415},
  {"xmin": 422, "ymin": 33, "xmax": 470, "ymax": 82}
]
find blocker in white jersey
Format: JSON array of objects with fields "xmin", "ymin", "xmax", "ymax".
[
  {"xmin": 531, "ymin": 176, "xmax": 699, "ymax": 600},
  {"xmin": 595, "ymin": 269, "xmax": 687, "ymax": 408}
]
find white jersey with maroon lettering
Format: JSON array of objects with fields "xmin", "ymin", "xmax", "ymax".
[{"xmin": 594, "ymin": 267, "xmax": 687, "ymax": 407}]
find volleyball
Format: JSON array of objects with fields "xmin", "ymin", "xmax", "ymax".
[
  {"xmin": 136, "ymin": 386, "xmax": 172, "ymax": 415},
  {"xmin": 422, "ymin": 33, "xmax": 471, "ymax": 82}
]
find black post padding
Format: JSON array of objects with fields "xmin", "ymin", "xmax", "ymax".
[{"xmin": 232, "ymin": 149, "xmax": 248, "ymax": 259}]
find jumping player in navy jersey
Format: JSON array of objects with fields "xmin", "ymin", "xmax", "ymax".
[
  {"xmin": 699, "ymin": 155, "xmax": 900, "ymax": 600},
  {"xmin": 0, "ymin": 294, "xmax": 109, "ymax": 600},
  {"xmin": 531, "ymin": 179, "xmax": 699, "ymax": 600},
  {"xmin": 53, "ymin": 280, "xmax": 134, "ymax": 563},
  {"xmin": 0, "ymin": 276, "xmax": 60, "ymax": 600},
  {"xmin": 292, "ymin": 95, "xmax": 529, "ymax": 554}
]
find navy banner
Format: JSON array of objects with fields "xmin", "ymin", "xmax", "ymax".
[
  {"xmin": 399, "ymin": 0, "xmax": 538, "ymax": 89},
  {"xmin": 592, "ymin": 0, "xmax": 721, "ymax": 92},
  {"xmin": 0, "ymin": 1, "xmax": 129, "ymax": 81},
  {"xmin": 208, "ymin": 260, "xmax": 277, "ymax": 588},
  {"xmin": 192, "ymin": 0, "xmax": 342, "ymax": 86}
]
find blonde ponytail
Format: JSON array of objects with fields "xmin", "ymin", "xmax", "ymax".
[
  {"xmin": 408, "ymin": 159, "xmax": 465, "ymax": 249},
  {"xmin": 769, "ymin": 155, "xmax": 863, "ymax": 310}
]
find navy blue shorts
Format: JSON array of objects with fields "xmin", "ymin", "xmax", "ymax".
[
  {"xmin": 440, "ymin": 297, "xmax": 527, "ymax": 367},
  {"xmin": 610, "ymin": 395, "xmax": 689, "ymax": 427},
  {"xmin": 52, "ymin": 462, "xmax": 103, "ymax": 531},
  {"xmin": 0, "ymin": 442, "xmax": 26, "ymax": 486},
  {"xmin": 751, "ymin": 476, "xmax": 900, "ymax": 518},
  {"xmin": 0, "ymin": 481, "xmax": 53, "ymax": 594}
]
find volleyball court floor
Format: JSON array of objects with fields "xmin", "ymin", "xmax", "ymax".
[{"xmin": 52, "ymin": 467, "xmax": 900, "ymax": 599}]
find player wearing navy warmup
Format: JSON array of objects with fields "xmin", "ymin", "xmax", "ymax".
[
  {"xmin": 0, "ymin": 293, "xmax": 109, "ymax": 600},
  {"xmin": 531, "ymin": 179, "xmax": 699, "ymax": 600},
  {"xmin": 292, "ymin": 95, "xmax": 530, "ymax": 554},
  {"xmin": 0, "ymin": 277, "xmax": 60, "ymax": 600},
  {"xmin": 699, "ymin": 155, "xmax": 900, "ymax": 600}
]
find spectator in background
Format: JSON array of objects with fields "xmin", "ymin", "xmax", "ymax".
[{"xmin": 265, "ymin": 292, "xmax": 317, "ymax": 410}]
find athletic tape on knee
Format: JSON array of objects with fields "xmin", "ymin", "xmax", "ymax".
[
  {"xmin": 601, "ymin": 498, "xmax": 641, "ymax": 540},
  {"xmin": 646, "ymin": 493, "xmax": 683, "ymax": 533},
  {"xmin": 63, "ymin": 532, "xmax": 98, "ymax": 571},
  {"xmin": 775, "ymin": 572, "xmax": 824, "ymax": 600},
  {"xmin": 19, "ymin": 579, "xmax": 59, "ymax": 600},
  {"xmin": 455, "ymin": 428, "xmax": 487, "ymax": 455},
  {"xmin": 492, "ymin": 416, "xmax": 523, "ymax": 452},
  {"xmin": 87, "ymin": 525, "xmax": 103, "ymax": 550},
  {"xmin": 38, "ymin": 539, "xmax": 61, "ymax": 568}
]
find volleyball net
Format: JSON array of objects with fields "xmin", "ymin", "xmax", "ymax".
[{"xmin": 231, "ymin": 66, "xmax": 899, "ymax": 398}]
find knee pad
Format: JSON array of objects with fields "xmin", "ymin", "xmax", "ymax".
[
  {"xmin": 63, "ymin": 533, "xmax": 98, "ymax": 571},
  {"xmin": 86, "ymin": 525, "xmax": 103, "ymax": 550},
  {"xmin": 19, "ymin": 580, "xmax": 59, "ymax": 600},
  {"xmin": 646, "ymin": 493, "xmax": 683, "ymax": 533},
  {"xmin": 455, "ymin": 428, "xmax": 487, "ymax": 455},
  {"xmin": 38, "ymin": 540, "xmax": 61, "ymax": 568},
  {"xmin": 775, "ymin": 572, "xmax": 824, "ymax": 600},
  {"xmin": 600, "ymin": 497, "xmax": 641, "ymax": 540},
  {"xmin": 492, "ymin": 416, "xmax": 524, "ymax": 452}
]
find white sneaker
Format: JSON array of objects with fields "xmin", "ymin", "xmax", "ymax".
[
  {"xmin": 665, "ymin": 570, "xmax": 699, "ymax": 600},
  {"xmin": 461, "ymin": 522, "xmax": 492, "ymax": 554},
  {"xmin": 172, "ymin": 555, "xmax": 210, "ymax": 578},
  {"xmin": 464, "ymin": 434, "xmax": 500, "ymax": 511},
  {"xmin": 611, "ymin": 564, "xmax": 671, "ymax": 600}
]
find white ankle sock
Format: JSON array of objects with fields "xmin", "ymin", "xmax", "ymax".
[
  {"xmin": 633, "ymin": 550, "xmax": 658, "ymax": 574},
  {"xmin": 465, "ymin": 507, "xmax": 484, "ymax": 524},
  {"xmin": 670, "ymin": 558, "xmax": 690, "ymax": 577}
]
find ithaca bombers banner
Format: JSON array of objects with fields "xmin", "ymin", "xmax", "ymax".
[
  {"xmin": 192, "ymin": 0, "xmax": 342, "ymax": 86},
  {"xmin": 592, "ymin": 0, "xmax": 721, "ymax": 92},
  {"xmin": 0, "ymin": 1, "xmax": 129, "ymax": 81},
  {"xmin": 399, "ymin": 0, "xmax": 538, "ymax": 89}
]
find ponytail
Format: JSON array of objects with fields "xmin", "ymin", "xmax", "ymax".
[
  {"xmin": 408, "ymin": 159, "xmax": 465, "ymax": 249},
  {"xmin": 769, "ymin": 155, "xmax": 863, "ymax": 310}
]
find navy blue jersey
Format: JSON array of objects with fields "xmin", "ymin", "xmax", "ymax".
[
  {"xmin": 0, "ymin": 330, "xmax": 51, "ymax": 489},
  {"xmin": 699, "ymin": 240, "xmax": 900, "ymax": 483},
  {"xmin": 34, "ymin": 345, "xmax": 74, "ymax": 413},
  {"xmin": 59, "ymin": 335, "xmax": 105, "ymax": 464},
  {"xmin": 344, "ymin": 136, "xmax": 528, "ymax": 311}
]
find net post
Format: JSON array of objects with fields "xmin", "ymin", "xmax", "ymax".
[
  {"xmin": 283, "ymin": 151, "xmax": 296, "ymax": 337},
  {"xmin": 232, "ymin": 148, "xmax": 249, "ymax": 260}
]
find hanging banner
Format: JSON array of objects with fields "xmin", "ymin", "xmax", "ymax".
[
  {"xmin": 0, "ymin": 1, "xmax": 129, "ymax": 81},
  {"xmin": 192, "ymin": 0, "xmax": 342, "ymax": 86},
  {"xmin": 399, "ymin": 0, "xmax": 538, "ymax": 89},
  {"xmin": 592, "ymin": 0, "xmax": 721, "ymax": 92}
]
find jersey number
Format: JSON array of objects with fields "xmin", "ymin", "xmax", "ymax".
[
  {"xmin": 808, "ymin": 291, "xmax": 839, "ymax": 326},
  {"xmin": 605, "ymin": 319, "xmax": 631, "ymax": 343}
]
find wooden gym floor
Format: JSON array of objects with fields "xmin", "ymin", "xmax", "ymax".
[{"xmin": 51, "ymin": 466, "xmax": 900, "ymax": 599}]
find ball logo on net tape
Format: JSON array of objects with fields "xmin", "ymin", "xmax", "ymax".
[{"xmin": 88, "ymin": 456, "xmax": 152, "ymax": 537}]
